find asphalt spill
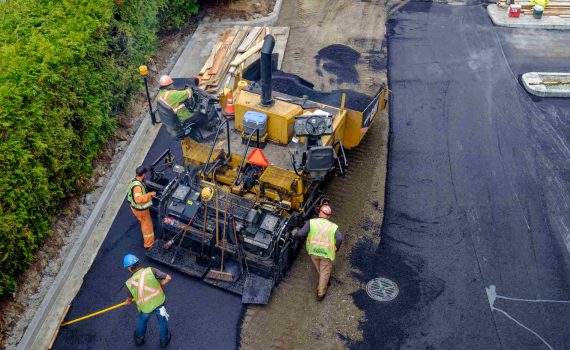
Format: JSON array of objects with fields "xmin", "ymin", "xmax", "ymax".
[{"xmin": 315, "ymin": 44, "xmax": 361, "ymax": 84}]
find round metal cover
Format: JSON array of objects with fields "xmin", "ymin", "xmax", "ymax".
[{"xmin": 366, "ymin": 277, "xmax": 399, "ymax": 301}]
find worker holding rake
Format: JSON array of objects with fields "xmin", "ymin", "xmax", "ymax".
[{"xmin": 124, "ymin": 254, "xmax": 172, "ymax": 348}]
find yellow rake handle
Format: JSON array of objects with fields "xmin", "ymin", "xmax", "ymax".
[{"xmin": 61, "ymin": 301, "xmax": 128, "ymax": 327}]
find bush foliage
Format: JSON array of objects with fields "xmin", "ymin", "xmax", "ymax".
[{"xmin": 0, "ymin": 0, "xmax": 198, "ymax": 296}]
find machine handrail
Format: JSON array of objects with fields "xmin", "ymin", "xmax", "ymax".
[
  {"xmin": 232, "ymin": 127, "xmax": 260, "ymax": 186},
  {"xmin": 202, "ymin": 118, "xmax": 231, "ymax": 177}
]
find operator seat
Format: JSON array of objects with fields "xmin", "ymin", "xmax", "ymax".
[
  {"xmin": 303, "ymin": 146, "xmax": 335, "ymax": 180},
  {"xmin": 157, "ymin": 98, "xmax": 204, "ymax": 141}
]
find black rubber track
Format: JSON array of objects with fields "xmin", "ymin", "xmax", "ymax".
[{"xmin": 350, "ymin": 3, "xmax": 570, "ymax": 349}]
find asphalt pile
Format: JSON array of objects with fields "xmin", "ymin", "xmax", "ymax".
[
  {"xmin": 271, "ymin": 70, "xmax": 374, "ymax": 111},
  {"xmin": 314, "ymin": 44, "xmax": 361, "ymax": 84}
]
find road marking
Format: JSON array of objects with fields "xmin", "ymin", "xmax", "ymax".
[
  {"xmin": 486, "ymin": 285, "xmax": 570, "ymax": 350},
  {"xmin": 491, "ymin": 306, "xmax": 553, "ymax": 350}
]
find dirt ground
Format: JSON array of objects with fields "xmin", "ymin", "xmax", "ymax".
[
  {"xmin": 201, "ymin": 0, "xmax": 275, "ymax": 20},
  {"xmin": 239, "ymin": 0, "xmax": 404, "ymax": 348}
]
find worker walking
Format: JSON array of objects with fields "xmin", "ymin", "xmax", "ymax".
[
  {"xmin": 127, "ymin": 166, "xmax": 156, "ymax": 249},
  {"xmin": 124, "ymin": 254, "xmax": 172, "ymax": 348},
  {"xmin": 158, "ymin": 75, "xmax": 194, "ymax": 138},
  {"xmin": 295, "ymin": 204, "xmax": 343, "ymax": 301}
]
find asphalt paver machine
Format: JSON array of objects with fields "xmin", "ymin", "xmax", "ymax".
[{"xmin": 144, "ymin": 35, "xmax": 387, "ymax": 304}]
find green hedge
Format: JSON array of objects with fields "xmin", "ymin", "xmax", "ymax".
[{"xmin": 0, "ymin": 0, "xmax": 198, "ymax": 297}]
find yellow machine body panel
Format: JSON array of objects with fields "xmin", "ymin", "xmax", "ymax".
[{"xmin": 234, "ymin": 90, "xmax": 303, "ymax": 145}]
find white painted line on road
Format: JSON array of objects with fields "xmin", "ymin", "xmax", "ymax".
[
  {"xmin": 496, "ymin": 295, "xmax": 570, "ymax": 305},
  {"xmin": 486, "ymin": 285, "xmax": 569, "ymax": 350},
  {"xmin": 491, "ymin": 306, "xmax": 554, "ymax": 350}
]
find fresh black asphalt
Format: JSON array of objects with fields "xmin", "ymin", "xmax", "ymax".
[
  {"xmin": 351, "ymin": 3, "xmax": 570, "ymax": 349},
  {"xmin": 53, "ymin": 127, "xmax": 243, "ymax": 350}
]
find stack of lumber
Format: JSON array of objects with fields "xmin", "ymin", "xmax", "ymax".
[
  {"xmin": 497, "ymin": 0, "xmax": 570, "ymax": 16},
  {"xmin": 198, "ymin": 26, "xmax": 272, "ymax": 93}
]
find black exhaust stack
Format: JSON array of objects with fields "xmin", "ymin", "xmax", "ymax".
[{"xmin": 260, "ymin": 35, "xmax": 275, "ymax": 106}]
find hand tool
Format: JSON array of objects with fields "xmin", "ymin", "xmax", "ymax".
[
  {"xmin": 205, "ymin": 198, "xmax": 233, "ymax": 281},
  {"xmin": 60, "ymin": 301, "xmax": 129, "ymax": 327},
  {"xmin": 163, "ymin": 202, "xmax": 202, "ymax": 250},
  {"xmin": 196, "ymin": 196, "xmax": 211, "ymax": 265}
]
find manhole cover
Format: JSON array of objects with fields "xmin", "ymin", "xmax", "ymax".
[{"xmin": 366, "ymin": 277, "xmax": 399, "ymax": 301}]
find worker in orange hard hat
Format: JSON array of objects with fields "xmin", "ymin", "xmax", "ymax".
[
  {"xmin": 157, "ymin": 75, "xmax": 194, "ymax": 138},
  {"xmin": 294, "ymin": 203, "xmax": 344, "ymax": 301},
  {"xmin": 127, "ymin": 166, "xmax": 156, "ymax": 249}
]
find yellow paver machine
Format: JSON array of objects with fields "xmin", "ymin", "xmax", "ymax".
[{"xmin": 145, "ymin": 35, "xmax": 388, "ymax": 304}]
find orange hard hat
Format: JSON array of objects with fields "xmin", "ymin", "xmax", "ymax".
[
  {"xmin": 159, "ymin": 75, "xmax": 174, "ymax": 87},
  {"xmin": 319, "ymin": 204, "xmax": 332, "ymax": 216}
]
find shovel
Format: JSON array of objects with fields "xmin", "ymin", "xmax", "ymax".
[
  {"xmin": 163, "ymin": 202, "xmax": 202, "ymax": 250},
  {"xmin": 205, "ymin": 199, "xmax": 233, "ymax": 282},
  {"xmin": 196, "ymin": 198, "xmax": 211, "ymax": 265}
]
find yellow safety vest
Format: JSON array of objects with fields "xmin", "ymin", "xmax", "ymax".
[
  {"xmin": 126, "ymin": 267, "xmax": 166, "ymax": 313},
  {"xmin": 306, "ymin": 218, "xmax": 338, "ymax": 261},
  {"xmin": 127, "ymin": 179, "xmax": 152, "ymax": 210},
  {"xmin": 159, "ymin": 89, "xmax": 193, "ymax": 122}
]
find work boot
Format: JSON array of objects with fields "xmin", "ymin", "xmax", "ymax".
[
  {"xmin": 160, "ymin": 331, "xmax": 172, "ymax": 348},
  {"xmin": 133, "ymin": 331, "xmax": 145, "ymax": 346}
]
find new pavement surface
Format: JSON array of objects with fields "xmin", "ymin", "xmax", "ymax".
[
  {"xmin": 351, "ymin": 3, "xmax": 570, "ymax": 349},
  {"xmin": 54, "ymin": 127, "xmax": 243, "ymax": 349}
]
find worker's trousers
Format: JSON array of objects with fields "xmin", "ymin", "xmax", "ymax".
[
  {"xmin": 130, "ymin": 207, "xmax": 155, "ymax": 248},
  {"xmin": 134, "ymin": 305, "xmax": 169, "ymax": 344},
  {"xmin": 310, "ymin": 255, "xmax": 333, "ymax": 297}
]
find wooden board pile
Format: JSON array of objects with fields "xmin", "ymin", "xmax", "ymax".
[
  {"xmin": 497, "ymin": 0, "xmax": 570, "ymax": 17},
  {"xmin": 198, "ymin": 26, "xmax": 272, "ymax": 93}
]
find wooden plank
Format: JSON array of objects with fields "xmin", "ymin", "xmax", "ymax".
[
  {"xmin": 210, "ymin": 27, "xmax": 238, "ymax": 75},
  {"xmin": 210, "ymin": 27, "xmax": 248, "ymax": 89},
  {"xmin": 230, "ymin": 40, "xmax": 264, "ymax": 67},
  {"xmin": 237, "ymin": 27, "xmax": 260, "ymax": 53},
  {"xmin": 199, "ymin": 42, "xmax": 221, "ymax": 75}
]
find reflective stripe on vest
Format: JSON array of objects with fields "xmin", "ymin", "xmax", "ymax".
[
  {"xmin": 160, "ymin": 90, "xmax": 189, "ymax": 113},
  {"xmin": 126, "ymin": 268, "xmax": 166, "ymax": 313},
  {"xmin": 127, "ymin": 179, "xmax": 152, "ymax": 210},
  {"xmin": 306, "ymin": 218, "xmax": 338, "ymax": 261}
]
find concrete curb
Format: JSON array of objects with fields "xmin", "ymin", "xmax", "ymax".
[
  {"xmin": 487, "ymin": 4, "xmax": 570, "ymax": 30},
  {"xmin": 16, "ymin": 117, "xmax": 161, "ymax": 350},
  {"xmin": 522, "ymin": 72, "xmax": 570, "ymax": 97},
  {"xmin": 16, "ymin": 2, "xmax": 284, "ymax": 349}
]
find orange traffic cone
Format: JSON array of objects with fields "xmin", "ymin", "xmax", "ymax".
[{"xmin": 223, "ymin": 90, "xmax": 235, "ymax": 119}]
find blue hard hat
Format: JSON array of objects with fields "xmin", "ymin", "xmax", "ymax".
[{"xmin": 123, "ymin": 254, "xmax": 139, "ymax": 269}]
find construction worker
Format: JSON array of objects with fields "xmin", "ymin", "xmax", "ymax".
[
  {"xmin": 123, "ymin": 254, "xmax": 172, "ymax": 347},
  {"xmin": 127, "ymin": 166, "xmax": 156, "ymax": 248},
  {"xmin": 158, "ymin": 75, "xmax": 194, "ymax": 138},
  {"xmin": 295, "ymin": 204, "xmax": 343, "ymax": 301}
]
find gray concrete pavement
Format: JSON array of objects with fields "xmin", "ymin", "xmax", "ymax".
[
  {"xmin": 522, "ymin": 72, "xmax": 570, "ymax": 97},
  {"xmin": 488, "ymin": 4, "xmax": 570, "ymax": 29}
]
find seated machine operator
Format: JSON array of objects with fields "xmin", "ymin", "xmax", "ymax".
[{"xmin": 158, "ymin": 75, "xmax": 194, "ymax": 138}]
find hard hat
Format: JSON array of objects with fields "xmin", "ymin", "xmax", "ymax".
[
  {"xmin": 319, "ymin": 204, "xmax": 332, "ymax": 216},
  {"xmin": 201, "ymin": 187, "xmax": 214, "ymax": 202},
  {"xmin": 123, "ymin": 254, "xmax": 139, "ymax": 269},
  {"xmin": 159, "ymin": 75, "xmax": 174, "ymax": 87}
]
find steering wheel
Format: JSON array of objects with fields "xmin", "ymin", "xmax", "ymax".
[{"xmin": 305, "ymin": 116, "xmax": 327, "ymax": 136}]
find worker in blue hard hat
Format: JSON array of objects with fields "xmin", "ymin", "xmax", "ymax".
[{"xmin": 123, "ymin": 254, "xmax": 172, "ymax": 348}]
